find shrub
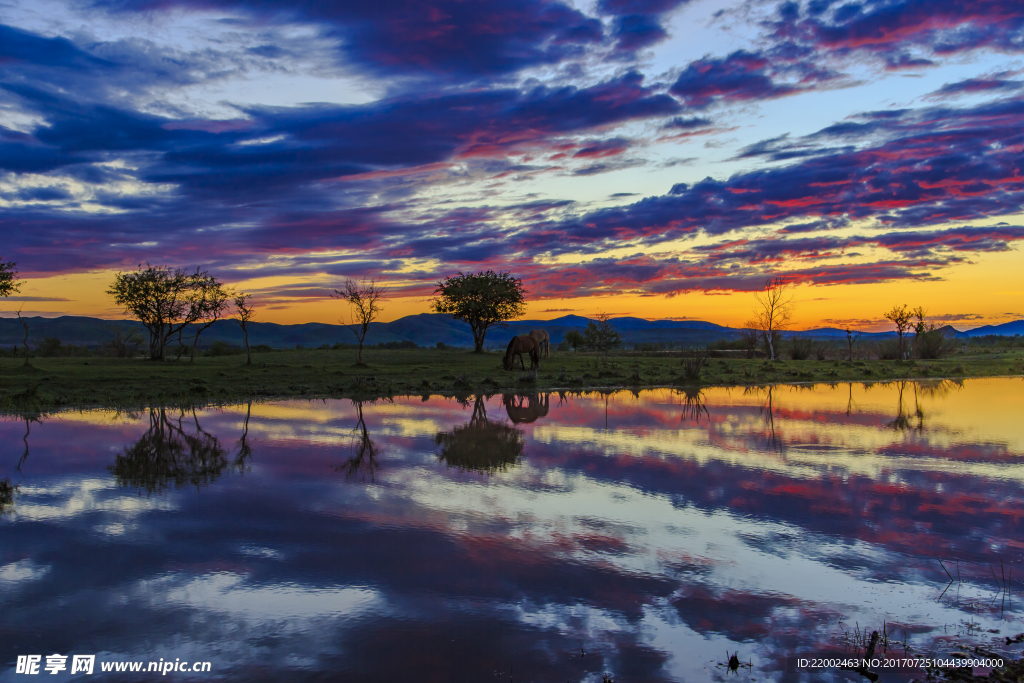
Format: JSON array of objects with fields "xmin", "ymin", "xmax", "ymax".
[
  {"xmin": 207, "ymin": 341, "xmax": 243, "ymax": 356},
  {"xmin": 680, "ymin": 346, "xmax": 709, "ymax": 380},
  {"xmin": 877, "ymin": 339, "xmax": 901, "ymax": 360},
  {"xmin": 915, "ymin": 326, "xmax": 952, "ymax": 359},
  {"xmin": 251, "ymin": 344, "xmax": 274, "ymax": 353},
  {"xmin": 789, "ymin": 337, "xmax": 814, "ymax": 360}
]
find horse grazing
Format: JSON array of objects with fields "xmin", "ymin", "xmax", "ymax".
[
  {"xmin": 528, "ymin": 329, "xmax": 550, "ymax": 358},
  {"xmin": 503, "ymin": 335, "xmax": 540, "ymax": 371}
]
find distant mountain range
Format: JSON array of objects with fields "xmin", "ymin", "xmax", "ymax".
[{"xmin": 0, "ymin": 313, "xmax": 1019, "ymax": 350}]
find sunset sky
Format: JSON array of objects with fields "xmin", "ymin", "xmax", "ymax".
[{"xmin": 2, "ymin": 0, "xmax": 1023, "ymax": 330}]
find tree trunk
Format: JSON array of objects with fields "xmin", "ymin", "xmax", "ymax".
[
  {"xmin": 243, "ymin": 327, "xmax": 251, "ymax": 365},
  {"xmin": 471, "ymin": 323, "xmax": 487, "ymax": 353}
]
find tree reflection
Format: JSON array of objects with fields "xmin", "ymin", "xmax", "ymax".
[
  {"xmin": 109, "ymin": 407, "xmax": 243, "ymax": 495},
  {"xmin": 503, "ymin": 393, "xmax": 550, "ymax": 424},
  {"xmin": 887, "ymin": 381, "xmax": 924, "ymax": 432},
  {"xmin": 16, "ymin": 413, "xmax": 42, "ymax": 472},
  {"xmin": 743, "ymin": 385, "xmax": 783, "ymax": 451},
  {"xmin": 677, "ymin": 388, "xmax": 709, "ymax": 424},
  {"xmin": 436, "ymin": 395, "xmax": 524, "ymax": 474},
  {"xmin": 0, "ymin": 478, "xmax": 17, "ymax": 514},
  {"xmin": 336, "ymin": 401, "xmax": 381, "ymax": 482}
]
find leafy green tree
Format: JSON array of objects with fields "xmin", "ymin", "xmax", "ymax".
[
  {"xmin": 1, "ymin": 259, "xmax": 21, "ymax": 298},
  {"xmin": 582, "ymin": 313, "xmax": 621, "ymax": 361},
  {"xmin": 107, "ymin": 264, "xmax": 228, "ymax": 361},
  {"xmin": 431, "ymin": 271, "xmax": 526, "ymax": 353},
  {"xmin": 563, "ymin": 329, "xmax": 585, "ymax": 351}
]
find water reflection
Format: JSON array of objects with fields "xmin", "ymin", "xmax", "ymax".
[
  {"xmin": 108, "ymin": 406, "xmax": 246, "ymax": 494},
  {"xmin": 0, "ymin": 477, "xmax": 15, "ymax": 513},
  {"xmin": 1, "ymin": 380, "xmax": 1022, "ymax": 682},
  {"xmin": 435, "ymin": 394, "xmax": 525, "ymax": 473},
  {"xmin": 335, "ymin": 400, "xmax": 381, "ymax": 482},
  {"xmin": 503, "ymin": 392, "xmax": 550, "ymax": 423},
  {"xmin": 15, "ymin": 413, "xmax": 41, "ymax": 471},
  {"xmin": 677, "ymin": 388, "xmax": 708, "ymax": 424}
]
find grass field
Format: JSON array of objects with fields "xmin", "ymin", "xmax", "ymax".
[{"xmin": 2, "ymin": 346, "xmax": 1023, "ymax": 414}]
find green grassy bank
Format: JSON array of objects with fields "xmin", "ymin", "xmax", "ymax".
[{"xmin": 2, "ymin": 347, "xmax": 1023, "ymax": 414}]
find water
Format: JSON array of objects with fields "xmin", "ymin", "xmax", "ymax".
[{"xmin": 2, "ymin": 379, "xmax": 1022, "ymax": 681}]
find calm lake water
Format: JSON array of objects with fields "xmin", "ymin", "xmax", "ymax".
[{"xmin": 2, "ymin": 379, "xmax": 1023, "ymax": 681}]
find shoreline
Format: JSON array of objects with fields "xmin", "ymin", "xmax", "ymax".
[{"xmin": 2, "ymin": 348, "xmax": 1021, "ymax": 415}]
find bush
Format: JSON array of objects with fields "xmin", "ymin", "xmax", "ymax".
[
  {"xmin": 680, "ymin": 346, "xmax": 710, "ymax": 380},
  {"xmin": 101, "ymin": 327, "xmax": 144, "ymax": 358},
  {"xmin": 36, "ymin": 337, "xmax": 92, "ymax": 357},
  {"xmin": 877, "ymin": 339, "xmax": 901, "ymax": 360},
  {"xmin": 915, "ymin": 326, "xmax": 951, "ymax": 359},
  {"xmin": 207, "ymin": 341, "xmax": 243, "ymax": 356},
  {"xmin": 252, "ymin": 344, "xmax": 274, "ymax": 353},
  {"xmin": 376, "ymin": 340, "xmax": 418, "ymax": 349},
  {"xmin": 789, "ymin": 337, "xmax": 814, "ymax": 360}
]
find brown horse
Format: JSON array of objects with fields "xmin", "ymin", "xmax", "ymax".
[
  {"xmin": 503, "ymin": 335, "xmax": 539, "ymax": 371},
  {"xmin": 528, "ymin": 329, "xmax": 550, "ymax": 358}
]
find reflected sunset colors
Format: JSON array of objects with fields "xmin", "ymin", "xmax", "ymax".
[{"xmin": 1, "ymin": 379, "xmax": 1022, "ymax": 681}]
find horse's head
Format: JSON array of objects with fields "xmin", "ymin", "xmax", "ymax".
[{"xmin": 502, "ymin": 355, "xmax": 513, "ymax": 371}]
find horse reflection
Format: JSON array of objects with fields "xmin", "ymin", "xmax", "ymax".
[
  {"xmin": 503, "ymin": 393, "xmax": 550, "ymax": 424},
  {"xmin": 336, "ymin": 401, "xmax": 380, "ymax": 483},
  {"xmin": 436, "ymin": 395, "xmax": 524, "ymax": 474},
  {"xmin": 109, "ymin": 407, "xmax": 242, "ymax": 495}
]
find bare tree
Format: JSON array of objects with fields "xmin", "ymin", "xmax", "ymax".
[
  {"xmin": 883, "ymin": 304, "xmax": 914, "ymax": 359},
  {"xmin": 233, "ymin": 293, "xmax": 257, "ymax": 365},
  {"xmin": 753, "ymin": 276, "xmax": 794, "ymax": 361},
  {"xmin": 15, "ymin": 307, "xmax": 30, "ymax": 367},
  {"xmin": 845, "ymin": 327, "xmax": 862, "ymax": 362},
  {"xmin": 335, "ymin": 278, "xmax": 388, "ymax": 365}
]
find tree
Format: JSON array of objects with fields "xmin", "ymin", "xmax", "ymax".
[
  {"xmin": 107, "ymin": 264, "xmax": 228, "ymax": 361},
  {"xmin": 563, "ymin": 329, "xmax": 585, "ymax": 351},
  {"xmin": 911, "ymin": 307, "xmax": 950, "ymax": 359},
  {"xmin": 15, "ymin": 307, "xmax": 31, "ymax": 367},
  {"xmin": 753, "ymin": 276, "xmax": 794, "ymax": 361},
  {"xmin": 1, "ymin": 259, "xmax": 20, "ymax": 298},
  {"xmin": 883, "ymin": 304, "xmax": 914, "ymax": 359},
  {"xmin": 335, "ymin": 278, "xmax": 388, "ymax": 365},
  {"xmin": 740, "ymin": 320, "xmax": 761, "ymax": 358},
  {"xmin": 582, "ymin": 313, "xmax": 621, "ymax": 362},
  {"xmin": 431, "ymin": 271, "xmax": 526, "ymax": 353},
  {"xmin": 845, "ymin": 327, "xmax": 862, "ymax": 362},
  {"xmin": 184, "ymin": 278, "xmax": 230, "ymax": 361},
  {"xmin": 233, "ymin": 293, "xmax": 257, "ymax": 365}
]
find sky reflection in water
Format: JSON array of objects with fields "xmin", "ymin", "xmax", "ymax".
[{"xmin": 1, "ymin": 379, "xmax": 1023, "ymax": 681}]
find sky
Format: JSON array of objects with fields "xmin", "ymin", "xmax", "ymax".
[{"xmin": 1, "ymin": 0, "xmax": 1023, "ymax": 330}]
